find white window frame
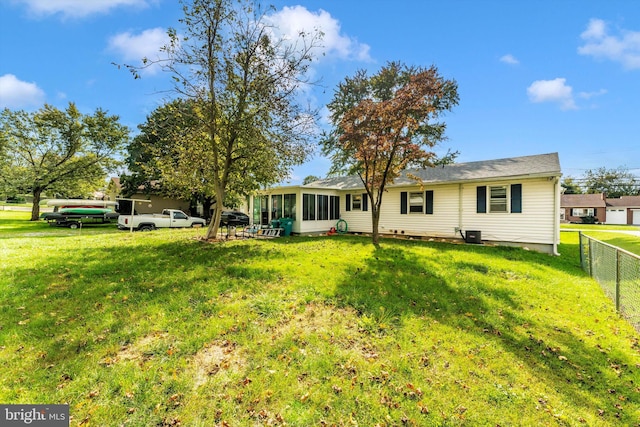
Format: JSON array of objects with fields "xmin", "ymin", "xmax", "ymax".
[
  {"xmin": 409, "ymin": 192, "xmax": 424, "ymax": 213},
  {"xmin": 489, "ymin": 185, "xmax": 508, "ymax": 213},
  {"xmin": 351, "ymin": 194, "xmax": 362, "ymax": 211},
  {"xmin": 571, "ymin": 208, "xmax": 594, "ymax": 217}
]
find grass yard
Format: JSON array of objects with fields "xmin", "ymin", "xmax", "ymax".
[
  {"xmin": 575, "ymin": 231, "xmax": 640, "ymax": 257},
  {"xmin": 1, "ymin": 211, "xmax": 639, "ymax": 426},
  {"xmin": 561, "ymin": 223, "xmax": 640, "ymax": 232},
  {"xmin": 561, "ymin": 224, "xmax": 640, "ymax": 256}
]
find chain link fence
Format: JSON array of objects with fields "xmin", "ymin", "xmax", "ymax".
[{"xmin": 579, "ymin": 232, "xmax": 640, "ymax": 331}]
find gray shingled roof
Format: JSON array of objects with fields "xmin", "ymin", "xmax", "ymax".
[{"xmin": 304, "ymin": 152, "xmax": 561, "ymax": 190}]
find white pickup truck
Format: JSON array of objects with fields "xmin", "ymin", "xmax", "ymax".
[{"xmin": 118, "ymin": 209, "xmax": 207, "ymax": 231}]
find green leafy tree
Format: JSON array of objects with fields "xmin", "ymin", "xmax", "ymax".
[
  {"xmin": 122, "ymin": 98, "xmax": 218, "ymax": 217},
  {"xmin": 561, "ymin": 176, "xmax": 583, "ymax": 194},
  {"xmin": 583, "ymin": 166, "xmax": 639, "ymax": 197},
  {"xmin": 121, "ymin": 0, "xmax": 321, "ymax": 239},
  {"xmin": 321, "ymin": 61, "xmax": 459, "ymax": 246},
  {"xmin": 0, "ymin": 103, "xmax": 128, "ymax": 220}
]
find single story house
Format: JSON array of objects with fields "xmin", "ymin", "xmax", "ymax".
[
  {"xmin": 605, "ymin": 195, "xmax": 640, "ymax": 225},
  {"xmin": 106, "ymin": 177, "xmax": 191, "ymax": 215},
  {"xmin": 560, "ymin": 193, "xmax": 640, "ymax": 225},
  {"xmin": 560, "ymin": 193, "xmax": 607, "ymax": 223},
  {"xmin": 253, "ymin": 152, "xmax": 562, "ymax": 254}
]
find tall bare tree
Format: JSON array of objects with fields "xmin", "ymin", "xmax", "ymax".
[
  {"xmin": 322, "ymin": 62, "xmax": 459, "ymax": 246},
  {"xmin": 122, "ymin": 0, "xmax": 321, "ymax": 239}
]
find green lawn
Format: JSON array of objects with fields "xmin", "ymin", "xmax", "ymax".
[
  {"xmin": 561, "ymin": 223, "xmax": 640, "ymax": 232},
  {"xmin": 579, "ymin": 232, "xmax": 640, "ymax": 257},
  {"xmin": 561, "ymin": 224, "xmax": 640, "ymax": 256},
  {"xmin": 1, "ymin": 211, "xmax": 639, "ymax": 426}
]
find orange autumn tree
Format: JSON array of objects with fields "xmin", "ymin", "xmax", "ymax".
[{"xmin": 322, "ymin": 62, "xmax": 459, "ymax": 246}]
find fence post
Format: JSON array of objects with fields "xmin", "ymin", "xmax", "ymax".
[
  {"xmin": 616, "ymin": 249, "xmax": 621, "ymax": 312},
  {"xmin": 579, "ymin": 232, "xmax": 584, "ymax": 270},
  {"xmin": 588, "ymin": 236, "xmax": 593, "ymax": 276}
]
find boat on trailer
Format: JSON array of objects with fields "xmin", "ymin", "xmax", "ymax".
[{"xmin": 41, "ymin": 199, "xmax": 120, "ymax": 228}]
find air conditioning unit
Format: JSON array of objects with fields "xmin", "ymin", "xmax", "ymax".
[{"xmin": 465, "ymin": 230, "xmax": 482, "ymax": 244}]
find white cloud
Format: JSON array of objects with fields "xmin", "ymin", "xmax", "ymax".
[
  {"xmin": 578, "ymin": 18, "xmax": 640, "ymax": 70},
  {"xmin": 0, "ymin": 74, "xmax": 45, "ymax": 108},
  {"xmin": 13, "ymin": 0, "xmax": 151, "ymax": 18},
  {"xmin": 578, "ymin": 89, "xmax": 607, "ymax": 99},
  {"xmin": 499, "ymin": 54, "xmax": 519, "ymax": 65},
  {"xmin": 266, "ymin": 6, "xmax": 372, "ymax": 62},
  {"xmin": 108, "ymin": 27, "xmax": 171, "ymax": 75},
  {"xmin": 527, "ymin": 78, "xmax": 577, "ymax": 110}
]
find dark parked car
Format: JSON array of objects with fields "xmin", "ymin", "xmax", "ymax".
[{"xmin": 220, "ymin": 211, "xmax": 250, "ymax": 227}]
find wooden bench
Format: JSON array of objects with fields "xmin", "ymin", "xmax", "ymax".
[{"xmin": 256, "ymin": 227, "xmax": 283, "ymax": 238}]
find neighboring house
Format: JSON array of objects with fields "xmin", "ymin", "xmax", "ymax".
[
  {"xmin": 560, "ymin": 193, "xmax": 607, "ymax": 223},
  {"xmin": 106, "ymin": 177, "xmax": 189, "ymax": 214},
  {"xmin": 254, "ymin": 153, "xmax": 562, "ymax": 254},
  {"xmin": 605, "ymin": 195, "xmax": 640, "ymax": 225},
  {"xmin": 560, "ymin": 193, "xmax": 640, "ymax": 225}
]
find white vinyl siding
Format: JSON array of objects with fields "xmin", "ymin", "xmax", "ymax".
[
  {"xmin": 377, "ymin": 185, "xmax": 460, "ymax": 237},
  {"xmin": 461, "ymin": 179, "xmax": 556, "ymax": 244},
  {"xmin": 340, "ymin": 193, "xmax": 371, "ymax": 232},
  {"xmin": 342, "ymin": 179, "xmax": 556, "ymax": 245},
  {"xmin": 258, "ymin": 174, "xmax": 559, "ymax": 252}
]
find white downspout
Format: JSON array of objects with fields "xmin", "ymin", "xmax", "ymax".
[
  {"xmin": 553, "ymin": 176, "xmax": 560, "ymax": 256},
  {"xmin": 458, "ymin": 183, "xmax": 463, "ymax": 237}
]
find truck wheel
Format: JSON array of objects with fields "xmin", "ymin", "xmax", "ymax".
[
  {"xmin": 68, "ymin": 222, "xmax": 80, "ymax": 229},
  {"xmin": 139, "ymin": 225, "xmax": 154, "ymax": 232}
]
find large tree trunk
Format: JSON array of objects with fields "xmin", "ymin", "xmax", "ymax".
[
  {"xmin": 30, "ymin": 188, "xmax": 42, "ymax": 221},
  {"xmin": 204, "ymin": 186, "xmax": 225, "ymax": 240}
]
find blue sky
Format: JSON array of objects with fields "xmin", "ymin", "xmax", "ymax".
[{"xmin": 1, "ymin": 0, "xmax": 639, "ymax": 185}]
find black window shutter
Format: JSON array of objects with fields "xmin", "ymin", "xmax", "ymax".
[
  {"xmin": 425, "ymin": 190, "xmax": 434, "ymax": 214},
  {"xmin": 362, "ymin": 194, "xmax": 368, "ymax": 211},
  {"xmin": 400, "ymin": 192, "xmax": 408, "ymax": 214},
  {"xmin": 593, "ymin": 208, "xmax": 597, "ymax": 216},
  {"xmin": 477, "ymin": 186, "xmax": 487, "ymax": 213},
  {"xmin": 345, "ymin": 194, "xmax": 351, "ymax": 211},
  {"xmin": 510, "ymin": 184, "xmax": 522, "ymax": 213}
]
